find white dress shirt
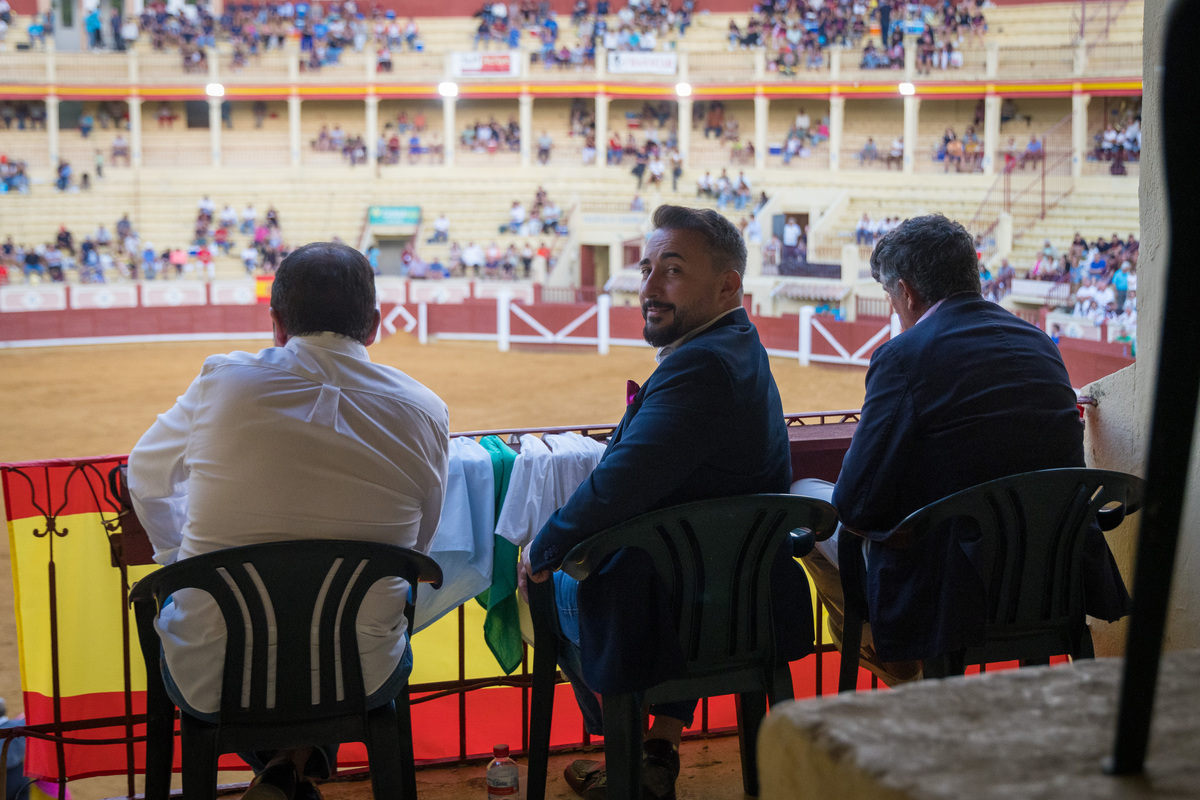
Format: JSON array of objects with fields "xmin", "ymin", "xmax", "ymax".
[{"xmin": 129, "ymin": 332, "xmax": 449, "ymax": 714}]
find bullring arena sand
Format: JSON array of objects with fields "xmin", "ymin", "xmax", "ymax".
[{"xmin": 0, "ymin": 332, "xmax": 866, "ymax": 799}]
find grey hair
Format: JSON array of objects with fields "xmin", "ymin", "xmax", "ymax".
[{"xmin": 869, "ymin": 214, "xmax": 981, "ymax": 302}]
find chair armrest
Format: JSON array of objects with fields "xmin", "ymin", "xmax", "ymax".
[{"xmin": 790, "ymin": 529, "xmax": 816, "ymax": 558}]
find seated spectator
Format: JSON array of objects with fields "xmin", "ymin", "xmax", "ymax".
[
  {"xmin": 1021, "ymin": 135, "xmax": 1044, "ymax": 169},
  {"xmin": 696, "ymin": 171, "xmax": 713, "ymax": 198},
  {"xmin": 508, "ymin": 201, "xmax": 526, "ymax": 234},
  {"xmin": 428, "ymin": 213, "xmax": 450, "ymax": 244},
  {"xmin": 855, "ymin": 214, "xmax": 873, "ymax": 246},
  {"xmin": 860, "ymin": 137, "xmax": 878, "ymax": 165},
  {"xmin": 630, "ymin": 194, "xmax": 644, "ymax": 212},
  {"xmin": 886, "ymin": 136, "xmax": 903, "ymax": 170},
  {"xmin": 537, "ymin": 131, "xmax": 553, "ymax": 164}
]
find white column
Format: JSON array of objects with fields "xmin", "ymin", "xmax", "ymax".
[
  {"xmin": 985, "ymin": 42, "xmax": 999, "ymax": 79},
  {"xmin": 890, "ymin": 313, "xmax": 901, "ymax": 338},
  {"xmin": 1073, "ymin": 41, "xmax": 1086, "ymax": 76},
  {"xmin": 45, "ymin": 95, "xmax": 59, "ymax": 167},
  {"xmin": 288, "ymin": 94, "xmax": 302, "ymax": 167},
  {"xmin": 418, "ymin": 302, "xmax": 428, "ymax": 344},
  {"xmin": 45, "ymin": 40, "xmax": 55, "ymax": 83},
  {"xmin": 208, "ymin": 98, "xmax": 222, "ymax": 166},
  {"xmin": 829, "ymin": 48, "xmax": 841, "ymax": 81},
  {"xmin": 442, "ymin": 96, "xmax": 456, "ymax": 167},
  {"xmin": 676, "ymin": 96, "xmax": 692, "ymax": 172},
  {"xmin": 519, "ymin": 94, "xmax": 533, "ymax": 167},
  {"xmin": 753, "ymin": 49, "xmax": 765, "ymax": 81},
  {"xmin": 128, "ymin": 96, "xmax": 142, "ymax": 168},
  {"xmin": 596, "ymin": 293, "xmax": 611, "ymax": 355},
  {"xmin": 127, "ymin": 48, "xmax": 138, "ymax": 83},
  {"xmin": 1072, "ymin": 93, "xmax": 1090, "ymax": 179},
  {"xmin": 678, "ymin": 50, "xmax": 689, "ymax": 83},
  {"xmin": 594, "ymin": 93, "xmax": 608, "ymax": 171},
  {"xmin": 903, "ymin": 34, "xmax": 916, "ymax": 79},
  {"xmin": 798, "ymin": 304, "xmax": 813, "ymax": 367},
  {"xmin": 983, "ymin": 94, "xmax": 1001, "ymax": 176},
  {"xmin": 829, "ymin": 96, "xmax": 845, "ymax": 172},
  {"xmin": 497, "ymin": 292, "xmax": 512, "ymax": 352},
  {"xmin": 365, "ymin": 95, "xmax": 379, "ymax": 168},
  {"xmin": 902, "ymin": 95, "xmax": 919, "ymax": 174},
  {"xmin": 595, "ymin": 46, "xmax": 606, "ymax": 80},
  {"xmin": 754, "ymin": 95, "xmax": 769, "ymax": 171},
  {"xmin": 208, "ymin": 45, "xmax": 219, "ymax": 85}
]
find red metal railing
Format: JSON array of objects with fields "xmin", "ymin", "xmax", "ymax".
[{"xmin": 0, "ymin": 412, "xmax": 858, "ymax": 798}]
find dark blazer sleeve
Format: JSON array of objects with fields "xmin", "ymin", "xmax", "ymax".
[
  {"xmin": 528, "ymin": 344, "xmax": 734, "ymax": 574},
  {"xmin": 833, "ymin": 343, "xmax": 917, "ymax": 536}
]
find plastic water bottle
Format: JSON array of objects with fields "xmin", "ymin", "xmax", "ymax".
[{"xmin": 486, "ymin": 743, "xmax": 519, "ymax": 799}]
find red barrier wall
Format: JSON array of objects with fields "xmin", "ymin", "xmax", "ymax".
[
  {"xmin": 1058, "ymin": 336, "xmax": 1135, "ymax": 387},
  {"xmin": 0, "ymin": 305, "xmax": 271, "ymax": 343}
]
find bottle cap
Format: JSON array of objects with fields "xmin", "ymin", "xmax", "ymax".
[{"xmin": 493, "ymin": 744, "xmax": 510, "ymax": 758}]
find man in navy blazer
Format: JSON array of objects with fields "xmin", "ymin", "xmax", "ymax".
[
  {"xmin": 799, "ymin": 213, "xmax": 1130, "ymax": 683},
  {"xmin": 519, "ymin": 206, "xmax": 807, "ymax": 800}
]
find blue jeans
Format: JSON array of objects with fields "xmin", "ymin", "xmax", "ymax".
[{"xmin": 553, "ymin": 572, "xmax": 696, "ymax": 737}]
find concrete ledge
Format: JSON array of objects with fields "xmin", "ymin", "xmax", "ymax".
[{"xmin": 759, "ymin": 650, "xmax": 1200, "ymax": 800}]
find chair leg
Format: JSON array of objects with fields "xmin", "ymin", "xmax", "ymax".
[
  {"xmin": 527, "ymin": 581, "xmax": 561, "ymax": 800},
  {"xmin": 179, "ymin": 714, "xmax": 219, "ymax": 800},
  {"xmin": 366, "ymin": 701, "xmax": 409, "ymax": 800},
  {"xmin": 142, "ymin": 673, "xmax": 176, "ymax": 800},
  {"xmin": 735, "ymin": 692, "xmax": 768, "ymax": 797},
  {"xmin": 396, "ymin": 688, "xmax": 419, "ymax": 800},
  {"xmin": 600, "ymin": 693, "xmax": 643, "ymax": 800},
  {"xmin": 838, "ymin": 606, "xmax": 864, "ymax": 693}
]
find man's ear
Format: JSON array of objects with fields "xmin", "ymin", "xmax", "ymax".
[
  {"xmin": 895, "ymin": 278, "xmax": 920, "ymax": 315},
  {"xmin": 363, "ymin": 308, "xmax": 382, "ymax": 346},
  {"xmin": 269, "ymin": 307, "xmax": 288, "ymax": 347},
  {"xmin": 721, "ymin": 269, "xmax": 743, "ymax": 300}
]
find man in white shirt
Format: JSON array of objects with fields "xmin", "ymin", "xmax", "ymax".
[{"xmin": 129, "ymin": 242, "xmax": 449, "ymax": 800}]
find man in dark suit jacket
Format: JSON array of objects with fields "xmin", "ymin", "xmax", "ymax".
[
  {"xmin": 519, "ymin": 205, "xmax": 807, "ymax": 800},
  {"xmin": 799, "ymin": 213, "xmax": 1130, "ymax": 683}
]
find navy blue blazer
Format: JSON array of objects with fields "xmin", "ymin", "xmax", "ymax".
[
  {"xmin": 833, "ymin": 293, "xmax": 1130, "ymax": 662},
  {"xmin": 528, "ymin": 308, "xmax": 810, "ymax": 694}
]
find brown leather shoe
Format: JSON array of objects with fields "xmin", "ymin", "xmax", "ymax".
[{"xmin": 564, "ymin": 759, "xmax": 607, "ymax": 800}]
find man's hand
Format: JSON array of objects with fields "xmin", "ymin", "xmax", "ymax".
[{"xmin": 518, "ymin": 546, "xmax": 551, "ymax": 603}]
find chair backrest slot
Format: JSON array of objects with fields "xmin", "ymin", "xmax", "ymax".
[
  {"xmin": 242, "ymin": 563, "xmax": 278, "ymax": 709},
  {"xmin": 215, "ymin": 567, "xmax": 256, "ymax": 710},
  {"xmin": 331, "ymin": 558, "xmax": 369, "ymax": 703},
  {"xmin": 310, "ymin": 558, "xmax": 343, "ymax": 707}
]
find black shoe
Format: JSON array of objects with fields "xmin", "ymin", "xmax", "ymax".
[
  {"xmin": 294, "ymin": 776, "xmax": 323, "ymax": 800},
  {"xmin": 641, "ymin": 739, "xmax": 679, "ymax": 800},
  {"xmin": 242, "ymin": 761, "xmax": 297, "ymax": 800},
  {"xmin": 564, "ymin": 758, "xmax": 607, "ymax": 800}
]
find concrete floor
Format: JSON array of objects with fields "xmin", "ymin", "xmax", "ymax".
[{"xmin": 313, "ymin": 734, "xmax": 751, "ymax": 800}]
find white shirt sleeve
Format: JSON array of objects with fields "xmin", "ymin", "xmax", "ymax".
[{"xmin": 127, "ymin": 370, "xmax": 205, "ymax": 565}]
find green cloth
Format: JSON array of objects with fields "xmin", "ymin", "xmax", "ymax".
[{"xmin": 477, "ymin": 435, "xmax": 522, "ymax": 674}]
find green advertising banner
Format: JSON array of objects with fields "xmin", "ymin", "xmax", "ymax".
[{"xmin": 368, "ymin": 206, "xmax": 422, "ymax": 226}]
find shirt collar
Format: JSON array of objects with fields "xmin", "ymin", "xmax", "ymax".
[
  {"xmin": 915, "ymin": 298, "xmax": 945, "ymax": 327},
  {"xmin": 655, "ymin": 306, "xmax": 740, "ymax": 364},
  {"xmin": 286, "ymin": 331, "xmax": 371, "ymax": 361}
]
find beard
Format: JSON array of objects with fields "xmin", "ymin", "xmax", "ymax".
[{"xmin": 642, "ymin": 301, "xmax": 692, "ymax": 347}]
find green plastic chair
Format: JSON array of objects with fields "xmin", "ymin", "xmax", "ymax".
[
  {"xmin": 836, "ymin": 468, "xmax": 1145, "ymax": 690},
  {"xmin": 526, "ymin": 493, "xmax": 838, "ymax": 800},
  {"xmin": 130, "ymin": 539, "xmax": 442, "ymax": 800}
]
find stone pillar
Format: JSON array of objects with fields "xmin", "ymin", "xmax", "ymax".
[
  {"xmin": 828, "ymin": 96, "xmax": 845, "ymax": 172},
  {"xmin": 1073, "ymin": 40, "xmax": 1087, "ymax": 76},
  {"xmin": 983, "ymin": 94, "xmax": 1001, "ymax": 176},
  {"xmin": 985, "ymin": 41, "xmax": 999, "ymax": 79},
  {"xmin": 127, "ymin": 96, "xmax": 142, "ymax": 168},
  {"xmin": 754, "ymin": 95, "xmax": 769, "ymax": 171},
  {"xmin": 1072, "ymin": 93, "xmax": 1090, "ymax": 179},
  {"xmin": 127, "ymin": 48, "xmax": 138, "ymax": 83},
  {"xmin": 676, "ymin": 96, "xmax": 692, "ymax": 171},
  {"xmin": 45, "ymin": 95, "xmax": 59, "ymax": 167},
  {"xmin": 903, "ymin": 34, "xmax": 916, "ymax": 79},
  {"xmin": 902, "ymin": 95, "xmax": 919, "ymax": 174},
  {"xmin": 594, "ymin": 93, "xmax": 608, "ymax": 171},
  {"xmin": 677, "ymin": 50, "xmax": 689, "ymax": 83},
  {"xmin": 208, "ymin": 97, "xmax": 222, "ymax": 167},
  {"xmin": 45, "ymin": 40, "xmax": 55, "ymax": 83},
  {"xmin": 519, "ymin": 93, "xmax": 533, "ymax": 167},
  {"xmin": 596, "ymin": 46, "xmax": 606, "ymax": 80},
  {"xmin": 753, "ymin": 49, "xmax": 765, "ymax": 81},
  {"xmin": 365, "ymin": 95, "xmax": 378, "ymax": 168},
  {"xmin": 288, "ymin": 94, "xmax": 302, "ymax": 167},
  {"xmin": 442, "ymin": 96, "xmax": 456, "ymax": 167},
  {"xmin": 829, "ymin": 48, "xmax": 841, "ymax": 81},
  {"xmin": 207, "ymin": 45, "xmax": 219, "ymax": 85}
]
